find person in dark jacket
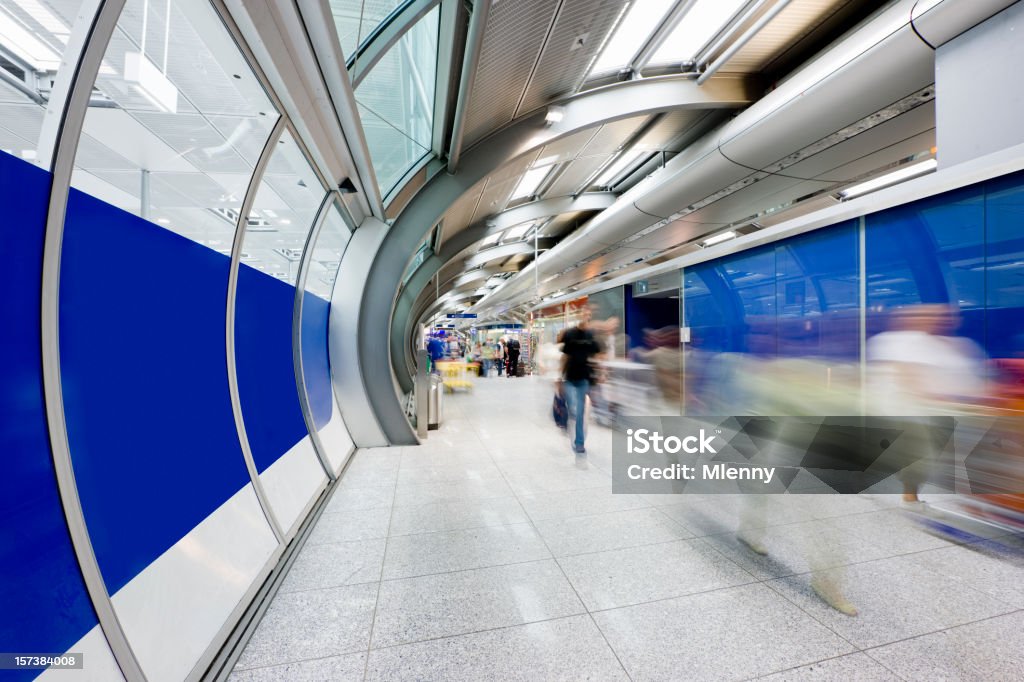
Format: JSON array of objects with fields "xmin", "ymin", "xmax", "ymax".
[
  {"xmin": 507, "ymin": 337, "xmax": 521, "ymax": 377},
  {"xmin": 561, "ymin": 309, "xmax": 602, "ymax": 457}
]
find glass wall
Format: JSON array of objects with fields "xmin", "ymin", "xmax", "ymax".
[
  {"xmin": 70, "ymin": 0, "xmax": 279, "ymax": 246},
  {"xmin": 679, "ymin": 169, "xmax": 1024, "ymax": 419},
  {"xmin": 330, "ymin": 0, "xmax": 405, "ymax": 61},
  {"xmin": 355, "ymin": 4, "xmax": 438, "ymax": 195},
  {"xmin": 0, "ymin": 0, "xmax": 88, "ymax": 164}
]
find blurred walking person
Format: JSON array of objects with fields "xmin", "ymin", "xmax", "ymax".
[{"xmin": 562, "ymin": 308, "xmax": 602, "ymax": 461}]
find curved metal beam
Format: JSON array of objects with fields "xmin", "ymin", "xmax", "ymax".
[
  {"xmin": 464, "ymin": 240, "xmax": 554, "ymax": 268},
  {"xmin": 391, "ymin": 193, "xmax": 614, "ymax": 392},
  {"xmin": 358, "ymin": 75, "xmax": 753, "ymax": 444}
]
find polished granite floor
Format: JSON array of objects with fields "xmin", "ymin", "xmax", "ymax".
[{"xmin": 232, "ymin": 376, "xmax": 1024, "ymax": 681}]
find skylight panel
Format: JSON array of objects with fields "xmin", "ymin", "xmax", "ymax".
[
  {"xmin": 649, "ymin": 0, "xmax": 746, "ymax": 65},
  {"xmin": 594, "ymin": 149, "xmax": 651, "ymax": 187},
  {"xmin": 511, "ymin": 165, "xmax": 553, "ymax": 200},
  {"xmin": 590, "ymin": 0, "xmax": 674, "ymax": 75}
]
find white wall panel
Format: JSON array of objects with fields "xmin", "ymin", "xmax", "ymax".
[
  {"xmin": 38, "ymin": 625, "xmax": 124, "ymax": 682},
  {"xmin": 259, "ymin": 437, "xmax": 328, "ymax": 539},
  {"xmin": 109, "ymin": 484, "xmax": 278, "ymax": 682}
]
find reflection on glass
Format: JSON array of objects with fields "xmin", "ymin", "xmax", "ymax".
[
  {"xmin": 0, "ymin": 0, "xmax": 88, "ymax": 163},
  {"xmin": 355, "ymin": 5, "xmax": 437, "ymax": 195},
  {"xmin": 304, "ymin": 201, "xmax": 351, "ymax": 300},
  {"xmin": 243, "ymin": 129, "xmax": 325, "ymax": 284},
  {"xmin": 330, "ymin": 0, "xmax": 404, "ymax": 61},
  {"xmin": 70, "ymin": 0, "xmax": 278, "ymax": 248}
]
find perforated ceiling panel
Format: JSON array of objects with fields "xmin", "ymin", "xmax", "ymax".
[
  {"xmin": 438, "ymin": 181, "xmax": 485, "ymax": 246},
  {"xmin": 514, "ymin": 0, "xmax": 625, "ymax": 117},
  {"xmin": 470, "ymin": 152, "xmax": 538, "ymax": 223},
  {"xmin": 462, "ymin": 0, "xmax": 559, "ymax": 149},
  {"xmin": 580, "ymin": 115, "xmax": 650, "ymax": 156},
  {"xmin": 536, "ymin": 127, "xmax": 599, "ymax": 165},
  {"xmin": 543, "ymin": 154, "xmax": 609, "ymax": 197},
  {"xmin": 715, "ymin": 0, "xmax": 852, "ymax": 74}
]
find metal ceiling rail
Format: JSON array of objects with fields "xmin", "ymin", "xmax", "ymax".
[
  {"xmin": 446, "ymin": 0, "xmax": 492, "ymax": 171},
  {"xmin": 697, "ymin": 0, "xmax": 795, "ymax": 84}
]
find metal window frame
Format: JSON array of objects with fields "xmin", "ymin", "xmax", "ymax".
[{"xmin": 38, "ymin": 0, "xmax": 147, "ymax": 678}]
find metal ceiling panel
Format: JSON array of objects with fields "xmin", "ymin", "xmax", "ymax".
[
  {"xmin": 543, "ymin": 155, "xmax": 609, "ymax": 196},
  {"xmin": 438, "ymin": 181, "xmax": 485, "ymax": 246},
  {"xmin": 719, "ymin": 0, "xmax": 853, "ymax": 74},
  {"xmin": 580, "ymin": 115, "xmax": 650, "ymax": 156},
  {"xmin": 632, "ymin": 110, "xmax": 706, "ymax": 152},
  {"xmin": 515, "ymin": 0, "xmax": 625, "ymax": 117},
  {"xmin": 471, "ymin": 152, "xmax": 538, "ymax": 222},
  {"xmin": 462, "ymin": 0, "xmax": 560, "ymax": 149},
  {"xmin": 536, "ymin": 127, "xmax": 600, "ymax": 164}
]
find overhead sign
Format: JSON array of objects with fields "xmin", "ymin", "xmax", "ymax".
[{"xmin": 446, "ymin": 313, "xmax": 477, "ymax": 318}]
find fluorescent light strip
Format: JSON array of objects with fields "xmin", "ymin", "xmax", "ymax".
[
  {"xmin": 649, "ymin": 0, "xmax": 747, "ymax": 65},
  {"xmin": 702, "ymin": 230, "xmax": 736, "ymax": 246},
  {"xmin": 839, "ymin": 159, "xmax": 937, "ymax": 199}
]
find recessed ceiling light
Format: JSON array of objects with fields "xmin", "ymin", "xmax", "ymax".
[
  {"xmin": 702, "ymin": 231, "xmax": 736, "ymax": 247},
  {"xmin": 839, "ymin": 159, "xmax": 937, "ymax": 199}
]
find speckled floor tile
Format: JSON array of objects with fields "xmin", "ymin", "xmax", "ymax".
[
  {"xmin": 381, "ymin": 522, "xmax": 551, "ymax": 579},
  {"xmin": 766, "ymin": 555, "xmax": 1016, "ymax": 649},
  {"xmin": 395, "ymin": 460, "xmax": 504, "ymax": 485},
  {"xmin": 387, "ymin": 496, "xmax": 528, "ymax": 536},
  {"xmin": 865, "ymin": 610, "xmax": 1024, "ymax": 680},
  {"xmin": 593, "ymin": 583, "xmax": 853, "ymax": 681},
  {"xmin": 825, "ymin": 509, "xmax": 955, "ymax": 555},
  {"xmin": 517, "ymin": 485, "xmax": 650, "ymax": 522},
  {"xmin": 229, "ymin": 652, "xmax": 366, "ymax": 681},
  {"xmin": 902, "ymin": 543, "xmax": 1024, "ymax": 608},
  {"xmin": 533, "ymin": 507, "xmax": 692, "ymax": 557},
  {"xmin": 392, "ymin": 476, "xmax": 515, "ymax": 507},
  {"xmin": 324, "ymin": 485, "xmax": 394, "ymax": 514},
  {"xmin": 702, "ymin": 517, "xmax": 895, "ymax": 580},
  {"xmin": 306, "ymin": 506, "xmax": 392, "ymax": 544},
  {"xmin": 755, "ymin": 652, "xmax": 900, "ymax": 681},
  {"xmin": 279, "ymin": 539, "xmax": 386, "ymax": 593},
  {"xmin": 234, "ymin": 583, "xmax": 378, "ymax": 670},
  {"xmin": 372, "ymin": 559, "xmax": 584, "ymax": 647},
  {"xmin": 559, "ymin": 538, "xmax": 756, "ymax": 610},
  {"xmin": 365, "ymin": 615, "xmax": 628, "ymax": 681}
]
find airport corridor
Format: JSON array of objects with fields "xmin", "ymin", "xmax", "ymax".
[{"xmin": 231, "ymin": 376, "xmax": 1024, "ymax": 681}]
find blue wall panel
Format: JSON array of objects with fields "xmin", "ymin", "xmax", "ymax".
[
  {"xmin": 0, "ymin": 151, "xmax": 98, "ymax": 676},
  {"xmin": 60, "ymin": 190, "xmax": 253, "ymax": 594},
  {"xmin": 235, "ymin": 265, "xmax": 309, "ymax": 472},
  {"xmin": 300, "ymin": 292, "xmax": 333, "ymax": 430}
]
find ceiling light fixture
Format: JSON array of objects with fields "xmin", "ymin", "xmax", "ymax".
[
  {"xmin": 589, "ymin": 0, "xmax": 674, "ymax": 75},
  {"xmin": 702, "ymin": 230, "xmax": 736, "ymax": 247},
  {"xmin": 838, "ymin": 159, "xmax": 938, "ymax": 199},
  {"xmin": 545, "ymin": 106, "xmax": 565, "ymax": 125},
  {"xmin": 511, "ymin": 165, "xmax": 553, "ymax": 200},
  {"xmin": 594, "ymin": 149, "xmax": 651, "ymax": 187}
]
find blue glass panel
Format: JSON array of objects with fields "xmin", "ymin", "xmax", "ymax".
[
  {"xmin": 60, "ymin": 189, "xmax": 252, "ymax": 593},
  {"xmin": 235, "ymin": 264, "xmax": 310, "ymax": 472},
  {"xmin": 0, "ymin": 151, "xmax": 98, "ymax": 675},
  {"xmin": 984, "ymin": 169, "xmax": 1024, "ymax": 359},
  {"xmin": 301, "ymin": 292, "xmax": 333, "ymax": 430}
]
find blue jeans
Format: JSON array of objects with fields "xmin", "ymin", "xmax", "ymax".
[{"xmin": 563, "ymin": 380, "xmax": 589, "ymax": 451}]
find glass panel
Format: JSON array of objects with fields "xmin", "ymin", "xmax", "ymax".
[
  {"xmin": 244, "ymin": 129, "xmax": 325, "ymax": 284},
  {"xmin": 355, "ymin": 5, "xmax": 437, "ymax": 195},
  {"xmin": 330, "ymin": 0, "xmax": 404, "ymax": 60},
  {"xmin": 589, "ymin": 0, "xmax": 674, "ymax": 75},
  {"xmin": 305, "ymin": 200, "xmax": 351, "ymax": 300},
  {"xmin": 648, "ymin": 0, "xmax": 746, "ymax": 65},
  {"xmin": 0, "ymin": 0, "xmax": 90, "ymax": 163},
  {"xmin": 623, "ymin": 282, "xmax": 682, "ymax": 416},
  {"xmin": 986, "ymin": 171, "xmax": 1024, "ymax": 360},
  {"xmin": 70, "ymin": 0, "xmax": 278, "ymax": 248}
]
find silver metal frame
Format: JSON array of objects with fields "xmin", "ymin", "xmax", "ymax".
[
  {"xmin": 39, "ymin": 0, "xmax": 147, "ymax": 679},
  {"xmin": 292, "ymin": 191, "xmax": 341, "ymax": 481},
  {"xmin": 445, "ymin": 0, "xmax": 491, "ymax": 171},
  {"xmin": 224, "ymin": 116, "xmax": 288, "ymax": 544},
  {"xmin": 696, "ymin": 0, "xmax": 793, "ymax": 85},
  {"xmin": 631, "ymin": 0, "xmax": 700, "ymax": 73},
  {"xmin": 295, "ymin": 0, "xmax": 386, "ymax": 220}
]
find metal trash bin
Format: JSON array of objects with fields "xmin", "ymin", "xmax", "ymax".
[{"xmin": 428, "ymin": 374, "xmax": 443, "ymax": 430}]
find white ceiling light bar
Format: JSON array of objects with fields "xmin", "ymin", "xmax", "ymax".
[
  {"xmin": 125, "ymin": 0, "xmax": 178, "ymax": 113},
  {"xmin": 648, "ymin": 0, "xmax": 747, "ymax": 65},
  {"xmin": 589, "ymin": 0, "xmax": 674, "ymax": 76},
  {"xmin": 502, "ymin": 221, "xmax": 536, "ymax": 242},
  {"xmin": 0, "ymin": 8, "xmax": 63, "ymax": 70},
  {"xmin": 594, "ymin": 148, "xmax": 651, "ymax": 188},
  {"xmin": 839, "ymin": 159, "xmax": 937, "ymax": 199},
  {"xmin": 702, "ymin": 230, "xmax": 736, "ymax": 247},
  {"xmin": 511, "ymin": 165, "xmax": 554, "ymax": 201}
]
